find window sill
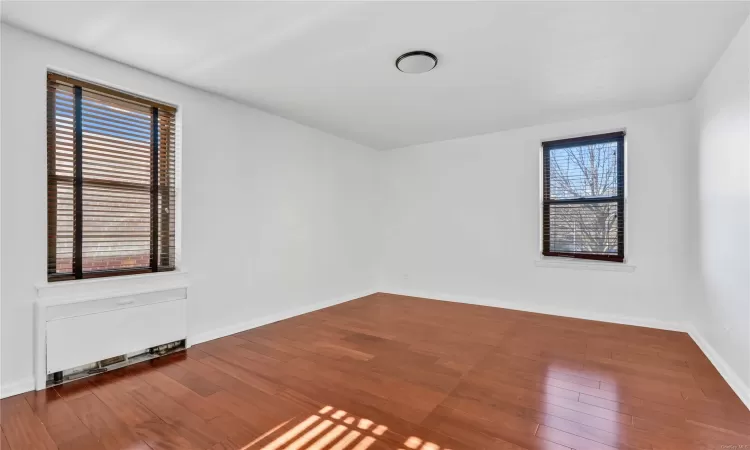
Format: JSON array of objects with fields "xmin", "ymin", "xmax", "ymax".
[
  {"xmin": 534, "ymin": 258, "xmax": 636, "ymax": 272},
  {"xmin": 36, "ymin": 270, "xmax": 189, "ymax": 304}
]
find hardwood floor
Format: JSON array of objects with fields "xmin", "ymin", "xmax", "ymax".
[{"xmin": 2, "ymin": 293, "xmax": 749, "ymax": 450}]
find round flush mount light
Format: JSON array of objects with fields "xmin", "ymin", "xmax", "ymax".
[{"xmin": 395, "ymin": 51, "xmax": 438, "ymax": 74}]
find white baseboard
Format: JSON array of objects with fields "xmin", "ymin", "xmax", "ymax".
[
  {"xmin": 381, "ymin": 289, "xmax": 685, "ymax": 331},
  {"xmin": 189, "ymin": 289, "xmax": 377, "ymax": 346},
  {"xmin": 684, "ymin": 323, "xmax": 750, "ymax": 410},
  {"xmin": 1, "ymin": 376, "xmax": 35, "ymax": 399}
]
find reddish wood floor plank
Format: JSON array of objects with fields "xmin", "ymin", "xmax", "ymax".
[
  {"xmin": 1, "ymin": 426, "xmax": 11, "ymax": 450},
  {"xmin": 2, "ymin": 293, "xmax": 748, "ymax": 450},
  {"xmin": 0, "ymin": 395, "xmax": 58, "ymax": 450},
  {"xmin": 64, "ymin": 392, "xmax": 151, "ymax": 450},
  {"xmin": 23, "ymin": 389, "xmax": 104, "ymax": 449}
]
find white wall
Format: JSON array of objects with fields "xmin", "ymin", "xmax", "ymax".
[
  {"xmin": 377, "ymin": 102, "xmax": 696, "ymax": 327},
  {"xmin": 1, "ymin": 26, "xmax": 377, "ymax": 394},
  {"xmin": 693, "ymin": 17, "xmax": 750, "ymax": 391}
]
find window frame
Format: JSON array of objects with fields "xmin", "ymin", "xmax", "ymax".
[
  {"xmin": 541, "ymin": 131, "xmax": 626, "ymax": 263},
  {"xmin": 47, "ymin": 72, "xmax": 177, "ymax": 282}
]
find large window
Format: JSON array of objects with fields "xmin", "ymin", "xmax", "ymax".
[
  {"xmin": 47, "ymin": 72, "xmax": 176, "ymax": 281},
  {"xmin": 542, "ymin": 132, "xmax": 625, "ymax": 262}
]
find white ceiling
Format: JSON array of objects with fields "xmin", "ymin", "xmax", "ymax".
[{"xmin": 3, "ymin": 1, "xmax": 749, "ymax": 150}]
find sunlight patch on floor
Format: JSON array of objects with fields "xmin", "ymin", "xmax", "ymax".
[{"xmin": 243, "ymin": 405, "xmax": 450, "ymax": 450}]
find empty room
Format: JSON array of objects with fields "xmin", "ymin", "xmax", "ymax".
[{"xmin": 1, "ymin": 1, "xmax": 749, "ymax": 449}]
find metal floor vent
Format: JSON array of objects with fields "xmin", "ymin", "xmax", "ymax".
[{"xmin": 46, "ymin": 339, "xmax": 186, "ymax": 387}]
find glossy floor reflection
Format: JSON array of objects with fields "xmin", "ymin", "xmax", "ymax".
[{"xmin": 2, "ymin": 293, "xmax": 749, "ymax": 450}]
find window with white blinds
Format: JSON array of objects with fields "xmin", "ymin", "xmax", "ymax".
[
  {"xmin": 542, "ymin": 132, "xmax": 625, "ymax": 262},
  {"xmin": 47, "ymin": 72, "xmax": 176, "ymax": 281}
]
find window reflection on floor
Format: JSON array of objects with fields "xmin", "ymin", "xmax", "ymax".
[{"xmin": 241, "ymin": 405, "xmax": 449, "ymax": 450}]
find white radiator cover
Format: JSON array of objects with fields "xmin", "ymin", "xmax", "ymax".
[{"xmin": 35, "ymin": 272, "xmax": 188, "ymax": 390}]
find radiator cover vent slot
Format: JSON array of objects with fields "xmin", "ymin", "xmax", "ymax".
[{"xmin": 47, "ymin": 339, "xmax": 186, "ymax": 387}]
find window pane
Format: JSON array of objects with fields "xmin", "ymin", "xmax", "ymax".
[
  {"xmin": 79, "ymin": 91, "xmax": 153, "ymax": 273},
  {"xmin": 51, "ymin": 180, "xmax": 74, "ymax": 274},
  {"xmin": 81, "ymin": 184, "xmax": 151, "ymax": 271},
  {"xmin": 49, "ymin": 86, "xmax": 76, "ymax": 276},
  {"xmin": 157, "ymin": 111, "xmax": 176, "ymax": 269},
  {"xmin": 81, "ymin": 93, "xmax": 152, "ymax": 185},
  {"xmin": 548, "ymin": 141, "xmax": 619, "ymax": 199},
  {"xmin": 548, "ymin": 202, "xmax": 619, "ymax": 255}
]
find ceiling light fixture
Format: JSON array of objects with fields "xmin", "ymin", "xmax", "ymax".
[{"xmin": 395, "ymin": 51, "xmax": 438, "ymax": 74}]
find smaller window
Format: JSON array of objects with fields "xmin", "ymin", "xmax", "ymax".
[{"xmin": 542, "ymin": 132, "xmax": 625, "ymax": 262}]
